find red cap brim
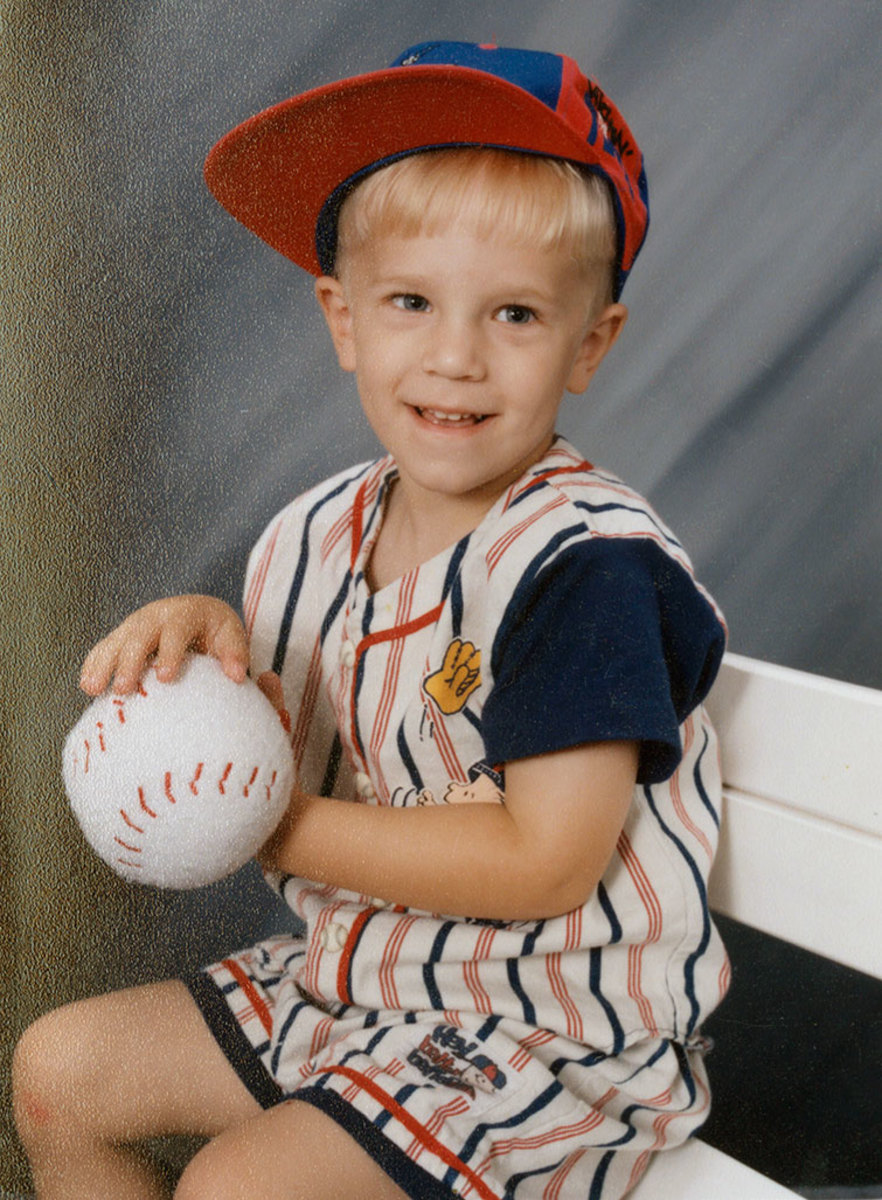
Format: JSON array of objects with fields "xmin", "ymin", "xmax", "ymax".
[{"xmin": 204, "ymin": 65, "xmax": 637, "ymax": 277}]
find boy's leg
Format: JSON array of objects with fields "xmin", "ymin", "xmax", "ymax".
[
  {"xmin": 175, "ymin": 1098, "xmax": 410, "ymax": 1200},
  {"xmin": 13, "ymin": 979, "xmax": 260, "ymax": 1200}
]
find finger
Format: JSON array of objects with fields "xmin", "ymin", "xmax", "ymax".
[
  {"xmin": 257, "ymin": 671, "xmax": 291, "ymax": 733},
  {"xmin": 111, "ymin": 633, "xmax": 160, "ymax": 694},
  {"xmin": 210, "ymin": 615, "xmax": 250, "ymax": 684},
  {"xmin": 80, "ymin": 637, "xmax": 120, "ymax": 696},
  {"xmin": 81, "ymin": 618, "xmax": 156, "ymax": 695},
  {"xmin": 152, "ymin": 623, "xmax": 193, "ymax": 683}
]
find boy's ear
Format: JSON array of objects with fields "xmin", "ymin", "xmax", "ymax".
[
  {"xmin": 566, "ymin": 303, "xmax": 628, "ymax": 395},
  {"xmin": 315, "ymin": 276, "xmax": 357, "ymax": 373}
]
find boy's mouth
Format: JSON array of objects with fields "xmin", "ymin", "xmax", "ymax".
[{"xmin": 415, "ymin": 407, "xmax": 489, "ymax": 427}]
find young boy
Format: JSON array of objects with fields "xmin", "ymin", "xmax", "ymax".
[{"xmin": 14, "ymin": 42, "xmax": 729, "ymax": 1199}]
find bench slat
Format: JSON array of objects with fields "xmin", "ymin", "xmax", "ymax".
[
  {"xmin": 706, "ymin": 653, "xmax": 882, "ymax": 836},
  {"xmin": 710, "ymin": 785, "xmax": 882, "ymax": 977},
  {"xmin": 628, "ymin": 1138, "xmax": 799, "ymax": 1198}
]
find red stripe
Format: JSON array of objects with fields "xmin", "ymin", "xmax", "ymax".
[
  {"xmin": 336, "ymin": 907, "xmax": 374, "ymax": 1005},
  {"xmin": 546, "ymin": 952, "xmax": 584, "ymax": 1041},
  {"xmin": 349, "ymin": 603, "xmax": 444, "ymax": 759},
  {"xmin": 369, "ymin": 571, "xmax": 418, "ymax": 793},
  {"xmin": 291, "ymin": 637, "xmax": 324, "ymax": 771},
  {"xmin": 544, "ymin": 1147, "xmax": 589, "ymax": 1199},
  {"xmin": 378, "ymin": 915, "xmax": 419, "ymax": 1010},
  {"xmin": 243, "ymin": 518, "xmax": 282, "ymax": 636},
  {"xmin": 222, "ymin": 957, "xmax": 273, "ymax": 1036},
  {"xmin": 358, "ymin": 603, "xmax": 445, "ymax": 654},
  {"xmin": 322, "ymin": 1065, "xmax": 498, "ymax": 1200},
  {"xmin": 428, "ymin": 707, "xmax": 468, "ymax": 790},
  {"xmin": 486, "ymin": 496, "xmax": 566, "ymax": 575},
  {"xmin": 520, "ymin": 459, "xmax": 593, "ymax": 491},
  {"xmin": 617, "ymin": 830, "xmax": 662, "ymax": 1034},
  {"xmin": 349, "ymin": 477, "xmax": 368, "ymax": 571}
]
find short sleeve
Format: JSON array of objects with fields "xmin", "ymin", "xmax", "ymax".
[{"xmin": 481, "ymin": 537, "xmax": 726, "ymax": 784}]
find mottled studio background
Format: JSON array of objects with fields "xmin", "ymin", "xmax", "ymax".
[{"xmin": 1, "ymin": 1, "xmax": 879, "ymax": 1194}]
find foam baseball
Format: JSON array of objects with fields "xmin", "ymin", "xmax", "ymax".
[{"xmin": 62, "ymin": 654, "xmax": 294, "ymax": 889}]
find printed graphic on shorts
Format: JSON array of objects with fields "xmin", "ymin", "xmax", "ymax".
[
  {"xmin": 423, "ymin": 638, "xmax": 481, "ymax": 714},
  {"xmin": 407, "ymin": 1024, "xmax": 507, "ymax": 1099}
]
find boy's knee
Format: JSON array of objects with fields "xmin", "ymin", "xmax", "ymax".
[
  {"xmin": 174, "ymin": 1138, "xmax": 249, "ymax": 1200},
  {"xmin": 12, "ymin": 1004, "xmax": 98, "ymax": 1142}
]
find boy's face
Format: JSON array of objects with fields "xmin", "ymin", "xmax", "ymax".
[{"xmin": 317, "ymin": 217, "xmax": 626, "ymax": 524}]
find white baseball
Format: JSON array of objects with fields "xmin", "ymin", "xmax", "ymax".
[{"xmin": 62, "ymin": 654, "xmax": 294, "ymax": 889}]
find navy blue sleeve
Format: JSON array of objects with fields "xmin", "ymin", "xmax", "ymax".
[{"xmin": 481, "ymin": 537, "xmax": 726, "ymax": 784}]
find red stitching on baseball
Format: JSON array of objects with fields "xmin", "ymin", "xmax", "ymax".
[
  {"xmin": 243, "ymin": 766, "xmax": 259, "ymax": 798},
  {"xmin": 97, "ymin": 722, "xmax": 106, "ymax": 752},
  {"xmin": 83, "ymin": 740, "xmax": 91, "ymax": 774},
  {"xmin": 120, "ymin": 809, "xmax": 145, "ymax": 834},
  {"xmin": 114, "ymin": 836, "xmax": 141, "ymax": 853},
  {"xmin": 113, "ymin": 699, "xmax": 126, "ymax": 724},
  {"xmin": 138, "ymin": 682, "xmax": 148, "ymax": 697},
  {"xmin": 117, "ymin": 858, "xmax": 143, "ymax": 870},
  {"xmin": 164, "ymin": 772, "xmax": 177, "ymax": 804},
  {"xmin": 218, "ymin": 763, "xmax": 232, "ymax": 794},
  {"xmin": 138, "ymin": 786, "xmax": 157, "ymax": 818},
  {"xmin": 190, "ymin": 763, "xmax": 204, "ymax": 795},
  {"xmin": 265, "ymin": 769, "xmax": 278, "ymax": 802}
]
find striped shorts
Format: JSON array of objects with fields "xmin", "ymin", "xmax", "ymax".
[{"xmin": 185, "ymin": 932, "xmax": 713, "ymax": 1199}]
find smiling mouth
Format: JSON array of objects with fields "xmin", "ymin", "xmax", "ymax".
[{"xmin": 415, "ymin": 407, "xmax": 489, "ymax": 427}]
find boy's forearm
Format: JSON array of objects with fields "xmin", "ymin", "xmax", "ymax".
[{"xmin": 263, "ymin": 791, "xmax": 585, "ymax": 921}]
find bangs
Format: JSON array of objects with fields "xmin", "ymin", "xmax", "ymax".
[{"xmin": 336, "ymin": 148, "xmax": 617, "ymax": 303}]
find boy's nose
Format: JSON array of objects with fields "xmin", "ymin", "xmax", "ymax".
[{"xmin": 422, "ymin": 318, "xmax": 486, "ymax": 381}]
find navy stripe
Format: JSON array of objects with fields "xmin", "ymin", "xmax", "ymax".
[
  {"xmin": 644, "ymin": 785, "xmax": 712, "ymax": 1038},
  {"xmin": 505, "ymin": 956, "xmax": 536, "ymax": 1025},
  {"xmin": 597, "ymin": 881, "xmax": 622, "ymax": 943},
  {"xmin": 319, "ymin": 732, "xmax": 342, "ymax": 797},
  {"xmin": 572, "ymin": 498, "xmax": 685, "ymax": 549},
  {"xmin": 589, "ymin": 946, "xmax": 626, "ymax": 1054},
  {"xmin": 271, "ymin": 996, "xmax": 311, "ymax": 1077},
  {"xmin": 396, "ymin": 719, "xmax": 424, "ymax": 791},
  {"xmin": 290, "ymin": 1087, "xmax": 456, "ymax": 1199},
  {"xmin": 422, "ymin": 921, "xmax": 456, "ymax": 1010},
  {"xmin": 462, "ymin": 706, "xmax": 483, "ymax": 737},
  {"xmin": 272, "ymin": 465, "xmax": 369, "ymax": 675},
  {"xmin": 450, "ymin": 1078, "xmax": 566, "ymax": 1177},
  {"xmin": 184, "ymin": 970, "xmax": 283, "ymax": 1109},
  {"xmin": 504, "ymin": 1150, "xmax": 574, "ymax": 1195},
  {"xmin": 441, "ymin": 535, "xmax": 470, "ymax": 633},
  {"xmin": 589, "ymin": 1150, "xmax": 617, "ymax": 1199},
  {"xmin": 320, "ymin": 570, "xmax": 353, "ymax": 645},
  {"xmin": 693, "ymin": 726, "xmax": 721, "ymax": 829}
]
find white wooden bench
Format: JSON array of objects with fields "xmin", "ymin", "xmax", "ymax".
[{"xmin": 630, "ymin": 652, "xmax": 882, "ymax": 1198}]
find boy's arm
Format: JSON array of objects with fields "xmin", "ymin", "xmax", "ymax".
[
  {"xmin": 80, "ymin": 595, "xmax": 249, "ymax": 695},
  {"xmin": 260, "ymin": 738, "xmax": 638, "ymax": 922}
]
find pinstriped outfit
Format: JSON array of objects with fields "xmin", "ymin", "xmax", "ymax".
[{"xmin": 186, "ymin": 437, "xmax": 730, "ymax": 1198}]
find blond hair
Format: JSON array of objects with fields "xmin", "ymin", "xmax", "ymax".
[{"xmin": 335, "ymin": 148, "xmax": 617, "ymax": 312}]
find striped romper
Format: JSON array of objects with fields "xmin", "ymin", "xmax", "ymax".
[{"xmin": 186, "ymin": 436, "xmax": 731, "ymax": 1199}]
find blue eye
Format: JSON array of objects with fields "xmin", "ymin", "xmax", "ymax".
[{"xmin": 498, "ymin": 305, "xmax": 535, "ymax": 325}]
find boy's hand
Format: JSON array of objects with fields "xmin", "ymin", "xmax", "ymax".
[{"xmin": 79, "ymin": 595, "xmax": 249, "ymax": 696}]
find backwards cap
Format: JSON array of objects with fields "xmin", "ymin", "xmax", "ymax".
[{"xmin": 204, "ymin": 40, "xmax": 649, "ymax": 298}]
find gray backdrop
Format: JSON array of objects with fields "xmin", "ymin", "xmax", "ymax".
[
  {"xmin": 37, "ymin": 0, "xmax": 880, "ymax": 686},
  {"xmin": 2, "ymin": 1, "xmax": 880, "ymax": 1193}
]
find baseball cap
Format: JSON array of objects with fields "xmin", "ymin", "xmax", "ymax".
[{"xmin": 204, "ymin": 40, "xmax": 649, "ymax": 298}]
